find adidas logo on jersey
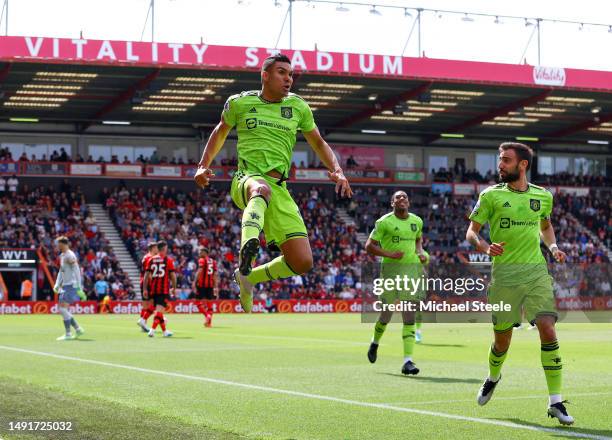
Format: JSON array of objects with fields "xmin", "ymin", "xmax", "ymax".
[
  {"xmin": 248, "ymin": 107, "xmax": 257, "ymax": 113},
  {"xmin": 503, "ymin": 201, "xmax": 511, "ymax": 207}
]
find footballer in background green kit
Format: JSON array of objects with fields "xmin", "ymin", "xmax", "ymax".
[{"xmin": 365, "ymin": 191, "xmax": 429, "ymax": 376}]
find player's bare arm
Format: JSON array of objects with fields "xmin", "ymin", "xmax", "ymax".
[
  {"xmin": 466, "ymin": 220, "xmax": 505, "ymax": 257},
  {"xmin": 214, "ymin": 273, "xmax": 220, "ymax": 298},
  {"xmin": 540, "ymin": 219, "xmax": 566, "ymax": 263},
  {"xmin": 302, "ymin": 127, "xmax": 352, "ymax": 198},
  {"xmin": 415, "ymin": 237, "xmax": 427, "ymax": 263},
  {"xmin": 143, "ymin": 271, "xmax": 150, "ymax": 297},
  {"xmin": 192, "ymin": 268, "xmax": 201, "ymax": 292},
  {"xmin": 170, "ymin": 271, "xmax": 177, "ymax": 296},
  {"xmin": 365, "ymin": 237, "xmax": 404, "ymax": 259},
  {"xmin": 194, "ymin": 118, "xmax": 233, "ymax": 188}
]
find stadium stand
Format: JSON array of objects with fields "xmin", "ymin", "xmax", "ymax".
[
  {"xmin": 0, "ymin": 184, "xmax": 134, "ymax": 300},
  {"xmin": 101, "ymin": 184, "xmax": 369, "ymax": 300}
]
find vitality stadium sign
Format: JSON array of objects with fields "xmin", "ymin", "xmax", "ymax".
[{"xmin": 1, "ymin": 36, "xmax": 611, "ymax": 90}]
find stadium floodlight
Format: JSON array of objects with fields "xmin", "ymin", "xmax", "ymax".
[
  {"xmin": 591, "ymin": 106, "xmax": 602, "ymax": 114},
  {"xmin": 368, "ymin": 94, "xmax": 377, "ymax": 101},
  {"xmin": 102, "ymin": 120, "xmax": 131, "ymax": 125},
  {"xmin": 361, "ymin": 129, "xmax": 386, "ymax": 134},
  {"xmin": 587, "ymin": 139, "xmax": 609, "ymax": 145},
  {"xmin": 516, "ymin": 136, "xmax": 539, "ymax": 142},
  {"xmin": 369, "ymin": 5, "xmax": 381, "ymax": 16},
  {"xmin": 440, "ymin": 133, "xmax": 464, "ymax": 138},
  {"xmin": 9, "ymin": 117, "xmax": 39, "ymax": 122},
  {"xmin": 335, "ymin": 3, "xmax": 349, "ymax": 12},
  {"xmin": 461, "ymin": 13, "xmax": 474, "ymax": 22}
]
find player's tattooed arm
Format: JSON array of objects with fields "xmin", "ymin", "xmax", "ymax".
[
  {"xmin": 466, "ymin": 221, "xmax": 505, "ymax": 256},
  {"xmin": 365, "ymin": 238, "xmax": 404, "ymax": 259}
]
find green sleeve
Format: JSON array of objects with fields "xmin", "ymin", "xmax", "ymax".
[
  {"xmin": 369, "ymin": 219, "xmax": 385, "ymax": 242},
  {"xmin": 222, "ymin": 95, "xmax": 238, "ymax": 127},
  {"xmin": 469, "ymin": 191, "xmax": 492, "ymax": 225},
  {"xmin": 416, "ymin": 217, "xmax": 423, "ymax": 239},
  {"xmin": 541, "ymin": 191, "xmax": 553, "ymax": 220},
  {"xmin": 298, "ymin": 100, "xmax": 316, "ymax": 132}
]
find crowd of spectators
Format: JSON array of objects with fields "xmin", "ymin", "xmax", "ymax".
[
  {"xmin": 0, "ymin": 183, "xmax": 134, "ymax": 300},
  {"xmin": 431, "ymin": 166, "xmax": 496, "ymax": 183},
  {"xmin": 101, "ymin": 184, "xmax": 369, "ymax": 301},
  {"xmin": 536, "ymin": 172, "xmax": 609, "ymax": 188}
]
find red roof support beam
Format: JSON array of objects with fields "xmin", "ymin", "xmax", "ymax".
[
  {"xmin": 82, "ymin": 68, "xmax": 161, "ymax": 131},
  {"xmin": 425, "ymin": 89, "xmax": 552, "ymax": 144},
  {"xmin": 0, "ymin": 63, "xmax": 12, "ymax": 84},
  {"xmin": 548, "ymin": 113, "xmax": 612, "ymax": 138},
  {"xmin": 329, "ymin": 81, "xmax": 433, "ymax": 134}
]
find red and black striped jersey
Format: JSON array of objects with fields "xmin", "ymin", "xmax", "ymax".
[
  {"xmin": 145, "ymin": 255, "xmax": 175, "ymax": 295},
  {"xmin": 140, "ymin": 253, "xmax": 154, "ymax": 284},
  {"xmin": 197, "ymin": 257, "xmax": 217, "ymax": 288}
]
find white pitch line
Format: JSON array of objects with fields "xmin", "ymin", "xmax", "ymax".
[
  {"xmin": 1, "ymin": 345, "xmax": 609, "ymax": 440},
  {"xmin": 383, "ymin": 392, "xmax": 612, "ymax": 406}
]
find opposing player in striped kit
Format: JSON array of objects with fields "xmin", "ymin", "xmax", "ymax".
[
  {"xmin": 192, "ymin": 247, "xmax": 218, "ymax": 327},
  {"xmin": 143, "ymin": 241, "xmax": 176, "ymax": 338}
]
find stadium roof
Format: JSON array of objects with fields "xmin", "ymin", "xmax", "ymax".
[{"xmin": 0, "ymin": 36, "xmax": 611, "ymax": 145}]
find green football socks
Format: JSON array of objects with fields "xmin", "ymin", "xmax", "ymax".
[
  {"xmin": 541, "ymin": 340, "xmax": 563, "ymax": 396},
  {"xmin": 402, "ymin": 324, "xmax": 416, "ymax": 358},
  {"xmin": 488, "ymin": 344, "xmax": 508, "ymax": 382},
  {"xmin": 372, "ymin": 321, "xmax": 387, "ymax": 344},
  {"xmin": 247, "ymin": 255, "xmax": 297, "ymax": 285},
  {"xmin": 241, "ymin": 195, "xmax": 266, "ymax": 246}
]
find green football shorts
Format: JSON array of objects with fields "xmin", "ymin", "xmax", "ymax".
[
  {"xmin": 378, "ymin": 264, "xmax": 425, "ymax": 304},
  {"xmin": 230, "ymin": 169, "xmax": 308, "ymax": 248},
  {"xmin": 488, "ymin": 274, "xmax": 557, "ymax": 332}
]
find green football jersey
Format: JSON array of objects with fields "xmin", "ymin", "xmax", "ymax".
[
  {"xmin": 222, "ymin": 91, "xmax": 316, "ymax": 176},
  {"xmin": 469, "ymin": 182, "xmax": 553, "ymax": 285},
  {"xmin": 369, "ymin": 212, "xmax": 423, "ymax": 265}
]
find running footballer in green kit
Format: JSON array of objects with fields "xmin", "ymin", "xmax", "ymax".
[
  {"xmin": 194, "ymin": 54, "xmax": 352, "ymax": 313},
  {"xmin": 365, "ymin": 191, "xmax": 428, "ymax": 375},
  {"xmin": 466, "ymin": 142, "xmax": 573, "ymax": 425}
]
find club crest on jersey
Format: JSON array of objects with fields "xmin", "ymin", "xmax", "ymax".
[
  {"xmin": 411, "ymin": 224, "xmax": 417, "ymax": 232},
  {"xmin": 281, "ymin": 107, "xmax": 293, "ymax": 119},
  {"xmin": 529, "ymin": 199, "xmax": 541, "ymax": 212}
]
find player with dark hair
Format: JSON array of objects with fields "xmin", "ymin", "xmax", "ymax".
[
  {"xmin": 137, "ymin": 241, "xmax": 158, "ymax": 332},
  {"xmin": 192, "ymin": 247, "xmax": 218, "ymax": 327},
  {"xmin": 365, "ymin": 191, "xmax": 428, "ymax": 375},
  {"xmin": 466, "ymin": 142, "xmax": 573, "ymax": 425},
  {"xmin": 194, "ymin": 53, "xmax": 352, "ymax": 313},
  {"xmin": 143, "ymin": 241, "xmax": 176, "ymax": 338}
]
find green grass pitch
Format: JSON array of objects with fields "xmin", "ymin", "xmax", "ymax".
[{"xmin": 0, "ymin": 314, "xmax": 610, "ymax": 439}]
